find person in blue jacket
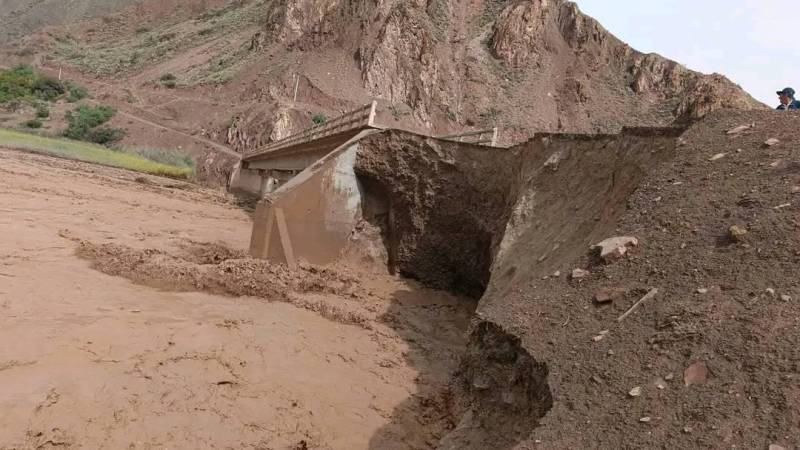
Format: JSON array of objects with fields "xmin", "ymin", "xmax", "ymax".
[{"xmin": 776, "ymin": 87, "xmax": 800, "ymax": 110}]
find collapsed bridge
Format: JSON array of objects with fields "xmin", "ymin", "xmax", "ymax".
[
  {"xmin": 235, "ymin": 100, "xmax": 703, "ymax": 448},
  {"xmin": 240, "ymin": 102, "xmax": 681, "ymax": 297}
]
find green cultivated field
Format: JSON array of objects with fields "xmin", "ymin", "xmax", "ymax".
[{"xmin": 0, "ymin": 128, "xmax": 194, "ymax": 179}]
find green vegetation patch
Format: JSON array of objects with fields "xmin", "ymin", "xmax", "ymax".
[
  {"xmin": 24, "ymin": 119, "xmax": 43, "ymax": 129},
  {"xmin": 35, "ymin": 103, "xmax": 50, "ymax": 118},
  {"xmin": 65, "ymin": 81, "xmax": 89, "ymax": 102},
  {"xmin": 64, "ymin": 105, "xmax": 118, "ymax": 141},
  {"xmin": 312, "ymin": 113, "xmax": 328, "ymax": 126},
  {"xmin": 158, "ymin": 73, "xmax": 177, "ymax": 88},
  {"xmin": 0, "ymin": 66, "xmax": 65, "ymax": 104},
  {"xmin": 0, "ymin": 128, "xmax": 194, "ymax": 179}
]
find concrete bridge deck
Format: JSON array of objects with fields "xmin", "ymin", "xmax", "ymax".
[{"xmin": 231, "ymin": 101, "xmax": 500, "ymax": 197}]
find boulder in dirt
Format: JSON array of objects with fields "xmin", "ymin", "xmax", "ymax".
[
  {"xmin": 683, "ymin": 361, "xmax": 708, "ymax": 386},
  {"xmin": 571, "ymin": 268, "xmax": 591, "ymax": 280},
  {"xmin": 628, "ymin": 386, "xmax": 642, "ymax": 397},
  {"xmin": 594, "ymin": 287, "xmax": 626, "ymax": 304},
  {"xmin": 592, "ymin": 236, "xmax": 639, "ymax": 262},
  {"xmin": 764, "ymin": 138, "xmax": 780, "ymax": 147},
  {"xmin": 709, "ymin": 153, "xmax": 727, "ymax": 161},
  {"xmin": 728, "ymin": 225, "xmax": 748, "ymax": 243},
  {"xmin": 592, "ymin": 330, "xmax": 610, "ymax": 342}
]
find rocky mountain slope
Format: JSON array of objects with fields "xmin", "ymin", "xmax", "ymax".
[{"xmin": 2, "ymin": 0, "xmax": 765, "ymax": 156}]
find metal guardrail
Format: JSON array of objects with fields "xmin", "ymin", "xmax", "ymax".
[
  {"xmin": 439, "ymin": 127, "xmax": 499, "ymax": 146},
  {"xmin": 244, "ymin": 101, "xmax": 378, "ymax": 160}
]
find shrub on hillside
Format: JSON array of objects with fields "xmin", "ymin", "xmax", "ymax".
[
  {"xmin": 0, "ymin": 66, "xmax": 37, "ymax": 103},
  {"xmin": 159, "ymin": 73, "xmax": 177, "ymax": 88},
  {"xmin": 0, "ymin": 66, "xmax": 68, "ymax": 104},
  {"xmin": 66, "ymin": 81, "xmax": 89, "ymax": 102},
  {"xmin": 86, "ymin": 126, "xmax": 126, "ymax": 145},
  {"xmin": 312, "ymin": 113, "xmax": 327, "ymax": 126},
  {"xmin": 64, "ymin": 105, "xmax": 117, "ymax": 141},
  {"xmin": 35, "ymin": 103, "xmax": 50, "ymax": 118},
  {"xmin": 24, "ymin": 119, "xmax": 43, "ymax": 129},
  {"xmin": 31, "ymin": 76, "xmax": 65, "ymax": 101}
]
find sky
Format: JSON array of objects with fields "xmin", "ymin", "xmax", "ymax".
[{"xmin": 572, "ymin": 0, "xmax": 799, "ymax": 106}]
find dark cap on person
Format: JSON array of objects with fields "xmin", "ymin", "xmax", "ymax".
[{"xmin": 777, "ymin": 87, "xmax": 796, "ymax": 98}]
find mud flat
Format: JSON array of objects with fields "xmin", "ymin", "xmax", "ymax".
[{"xmin": 0, "ymin": 148, "xmax": 472, "ymax": 450}]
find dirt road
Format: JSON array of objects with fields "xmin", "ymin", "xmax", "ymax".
[{"xmin": 0, "ymin": 149, "xmax": 471, "ymax": 449}]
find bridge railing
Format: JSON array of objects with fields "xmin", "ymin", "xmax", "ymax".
[
  {"xmin": 438, "ymin": 127, "xmax": 499, "ymax": 146},
  {"xmin": 244, "ymin": 101, "xmax": 378, "ymax": 159}
]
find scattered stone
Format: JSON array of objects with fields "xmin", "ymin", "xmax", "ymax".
[
  {"xmin": 764, "ymin": 138, "xmax": 780, "ymax": 146},
  {"xmin": 628, "ymin": 386, "xmax": 642, "ymax": 397},
  {"xmin": 696, "ymin": 288, "xmax": 708, "ymax": 295},
  {"xmin": 592, "ymin": 236, "xmax": 639, "ymax": 262},
  {"xmin": 594, "ymin": 287, "xmax": 626, "ymax": 304},
  {"xmin": 591, "ymin": 375, "xmax": 603, "ymax": 384},
  {"xmin": 592, "ymin": 330, "xmax": 610, "ymax": 342},
  {"xmin": 773, "ymin": 203, "xmax": 792, "ymax": 210},
  {"xmin": 655, "ymin": 378, "xmax": 666, "ymax": 390},
  {"xmin": 543, "ymin": 150, "xmax": 567, "ymax": 170},
  {"xmin": 684, "ymin": 361, "xmax": 708, "ymax": 386},
  {"xmin": 792, "ymin": 186, "xmax": 800, "ymax": 194},
  {"xmin": 728, "ymin": 225, "xmax": 748, "ymax": 242},
  {"xmin": 607, "ymin": 349, "xmax": 615, "ymax": 356},
  {"xmin": 552, "ymin": 270, "xmax": 561, "ymax": 277},
  {"xmin": 709, "ymin": 153, "xmax": 727, "ymax": 161},
  {"xmin": 571, "ymin": 268, "xmax": 590, "ymax": 280},
  {"xmin": 683, "ymin": 426, "xmax": 692, "ymax": 434},
  {"xmin": 664, "ymin": 372, "xmax": 675, "ymax": 381},
  {"xmin": 769, "ymin": 445, "xmax": 786, "ymax": 450},
  {"xmin": 726, "ymin": 123, "xmax": 753, "ymax": 135},
  {"xmin": 781, "ymin": 294, "xmax": 792, "ymax": 302},
  {"xmin": 639, "ymin": 417, "xmax": 651, "ymax": 423},
  {"xmin": 766, "ymin": 288, "xmax": 776, "ymax": 297}
]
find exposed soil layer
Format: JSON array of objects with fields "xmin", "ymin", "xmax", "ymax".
[
  {"xmin": 355, "ymin": 128, "xmax": 682, "ymax": 298},
  {"xmin": 355, "ymin": 131, "xmax": 521, "ymax": 298},
  {"xmin": 0, "ymin": 148, "xmax": 475, "ymax": 450},
  {"xmin": 354, "ymin": 126, "xmax": 685, "ymax": 448},
  {"xmin": 477, "ymin": 109, "xmax": 800, "ymax": 449}
]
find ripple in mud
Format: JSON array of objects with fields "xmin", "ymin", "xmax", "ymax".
[{"xmin": 75, "ymin": 241, "xmax": 370, "ymax": 327}]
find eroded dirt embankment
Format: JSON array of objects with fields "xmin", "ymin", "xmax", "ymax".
[
  {"xmin": 489, "ymin": 110, "xmax": 800, "ymax": 450},
  {"xmin": 357, "ymin": 110, "xmax": 800, "ymax": 450},
  {"xmin": 354, "ymin": 127, "xmax": 682, "ymax": 448}
]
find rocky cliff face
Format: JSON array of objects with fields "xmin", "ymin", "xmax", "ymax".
[{"xmin": 243, "ymin": 0, "xmax": 763, "ymax": 144}]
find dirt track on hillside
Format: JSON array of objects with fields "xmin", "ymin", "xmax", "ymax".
[{"xmin": 0, "ymin": 148, "xmax": 472, "ymax": 449}]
